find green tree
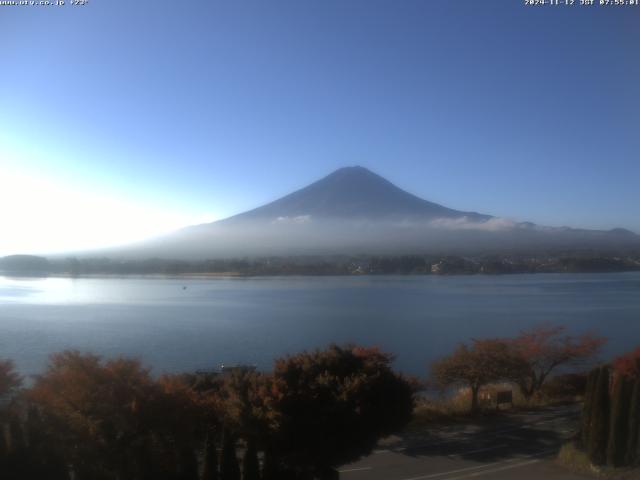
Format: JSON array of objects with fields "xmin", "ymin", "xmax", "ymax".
[
  {"xmin": 261, "ymin": 447, "xmax": 282, "ymax": 480},
  {"xmin": 242, "ymin": 439, "xmax": 260, "ymax": 480},
  {"xmin": 7, "ymin": 415, "xmax": 25, "ymax": 455},
  {"xmin": 202, "ymin": 430, "xmax": 219, "ymax": 480},
  {"xmin": 581, "ymin": 368, "xmax": 599, "ymax": 447},
  {"xmin": 613, "ymin": 346, "xmax": 640, "ymax": 466},
  {"xmin": 588, "ymin": 366, "xmax": 610, "ymax": 465},
  {"xmin": 220, "ymin": 429, "xmax": 241, "ymax": 480},
  {"xmin": 607, "ymin": 374, "xmax": 632, "ymax": 466},
  {"xmin": 625, "ymin": 379, "xmax": 640, "ymax": 466}
]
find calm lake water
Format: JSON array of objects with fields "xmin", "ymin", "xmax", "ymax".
[{"xmin": 1, "ymin": 273, "xmax": 639, "ymax": 378}]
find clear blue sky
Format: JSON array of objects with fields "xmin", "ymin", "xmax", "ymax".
[{"xmin": 1, "ymin": 0, "xmax": 639, "ymax": 254}]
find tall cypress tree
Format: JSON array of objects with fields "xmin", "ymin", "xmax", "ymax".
[
  {"xmin": 202, "ymin": 431, "xmax": 219, "ymax": 480},
  {"xmin": 261, "ymin": 447, "xmax": 280, "ymax": 480},
  {"xmin": 7, "ymin": 416, "xmax": 25, "ymax": 454},
  {"xmin": 626, "ymin": 379, "xmax": 640, "ymax": 466},
  {"xmin": 588, "ymin": 366, "xmax": 610, "ymax": 465},
  {"xmin": 607, "ymin": 374, "xmax": 632, "ymax": 467},
  {"xmin": 178, "ymin": 446, "xmax": 199, "ymax": 480},
  {"xmin": 0, "ymin": 424, "xmax": 8, "ymax": 472},
  {"xmin": 582, "ymin": 368, "xmax": 598, "ymax": 448},
  {"xmin": 220, "ymin": 430, "xmax": 240, "ymax": 480},
  {"xmin": 242, "ymin": 439, "xmax": 260, "ymax": 480}
]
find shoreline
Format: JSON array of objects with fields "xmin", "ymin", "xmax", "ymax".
[
  {"xmin": 3, "ymin": 253, "xmax": 639, "ymax": 279},
  {"xmin": 2, "ymin": 269, "xmax": 640, "ymax": 281}
]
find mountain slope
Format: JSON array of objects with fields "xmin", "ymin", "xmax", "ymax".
[
  {"xmin": 110, "ymin": 166, "xmax": 638, "ymax": 259},
  {"xmin": 220, "ymin": 166, "xmax": 489, "ymax": 224}
]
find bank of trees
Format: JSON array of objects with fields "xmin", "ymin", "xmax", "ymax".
[
  {"xmin": 431, "ymin": 325, "xmax": 604, "ymax": 412},
  {"xmin": 5, "ymin": 254, "xmax": 639, "ymax": 278},
  {"xmin": 0, "ymin": 324, "xmax": 617, "ymax": 478},
  {"xmin": 582, "ymin": 347, "xmax": 640, "ymax": 468},
  {"xmin": 0, "ymin": 345, "xmax": 416, "ymax": 480}
]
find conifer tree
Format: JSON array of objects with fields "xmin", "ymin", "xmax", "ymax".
[
  {"xmin": 0, "ymin": 425, "xmax": 8, "ymax": 472},
  {"xmin": 607, "ymin": 374, "xmax": 632, "ymax": 466},
  {"xmin": 626, "ymin": 379, "xmax": 640, "ymax": 466},
  {"xmin": 588, "ymin": 366, "xmax": 610, "ymax": 465},
  {"xmin": 242, "ymin": 439, "xmax": 260, "ymax": 480},
  {"xmin": 203, "ymin": 431, "xmax": 219, "ymax": 480},
  {"xmin": 220, "ymin": 429, "xmax": 240, "ymax": 480},
  {"xmin": 261, "ymin": 447, "xmax": 279, "ymax": 480},
  {"xmin": 178, "ymin": 447, "xmax": 199, "ymax": 480},
  {"xmin": 581, "ymin": 368, "xmax": 598, "ymax": 447},
  {"xmin": 7, "ymin": 416, "xmax": 24, "ymax": 454}
]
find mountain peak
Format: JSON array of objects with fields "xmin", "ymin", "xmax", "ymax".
[
  {"xmin": 222, "ymin": 166, "xmax": 489, "ymax": 223},
  {"xmin": 320, "ymin": 165, "xmax": 389, "ymax": 185},
  {"xmin": 132, "ymin": 167, "xmax": 640, "ymax": 258},
  {"xmin": 316, "ymin": 165, "xmax": 395, "ymax": 190},
  {"xmin": 328, "ymin": 165, "xmax": 374, "ymax": 175}
]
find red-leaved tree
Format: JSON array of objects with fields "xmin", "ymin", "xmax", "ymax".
[
  {"xmin": 0, "ymin": 359, "xmax": 21, "ymax": 398},
  {"xmin": 510, "ymin": 325, "xmax": 605, "ymax": 399},
  {"xmin": 432, "ymin": 339, "xmax": 527, "ymax": 412},
  {"xmin": 265, "ymin": 344, "xmax": 416, "ymax": 479},
  {"xmin": 613, "ymin": 346, "xmax": 640, "ymax": 380}
]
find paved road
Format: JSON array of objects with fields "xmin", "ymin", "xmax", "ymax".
[{"xmin": 339, "ymin": 404, "xmax": 591, "ymax": 480}]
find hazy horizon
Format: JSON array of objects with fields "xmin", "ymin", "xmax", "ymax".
[
  {"xmin": 1, "ymin": 1, "xmax": 639, "ymax": 256},
  {"xmin": 2, "ymin": 164, "xmax": 640, "ymax": 258},
  {"xmin": 2, "ymin": 166, "xmax": 637, "ymax": 261}
]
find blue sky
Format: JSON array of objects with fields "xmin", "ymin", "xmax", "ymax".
[{"xmin": 1, "ymin": 0, "xmax": 639, "ymax": 254}]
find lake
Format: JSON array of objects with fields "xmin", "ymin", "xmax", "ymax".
[{"xmin": 1, "ymin": 273, "xmax": 639, "ymax": 378}]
